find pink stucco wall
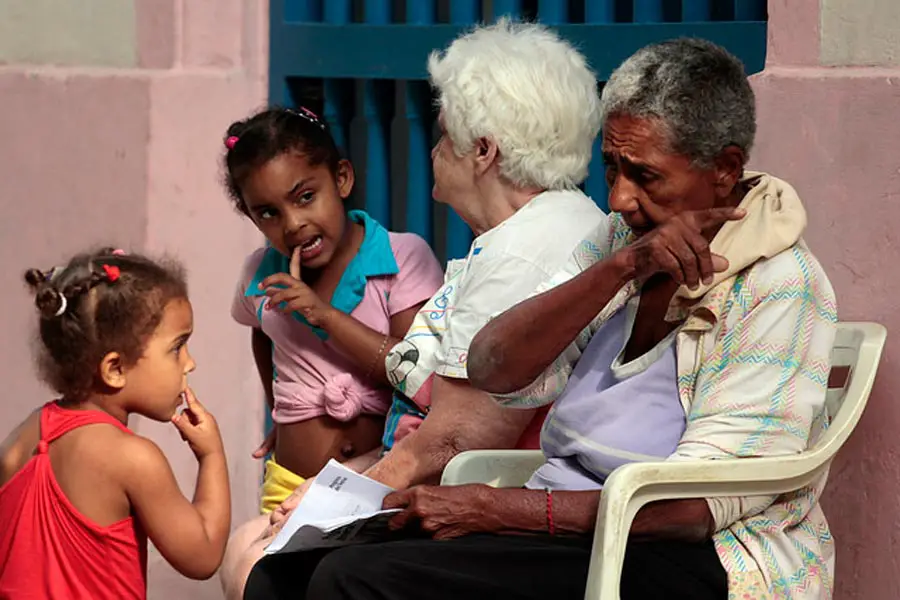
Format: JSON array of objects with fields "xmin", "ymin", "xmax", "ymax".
[
  {"xmin": 1, "ymin": 1, "xmax": 896, "ymax": 598},
  {"xmin": 751, "ymin": 1, "xmax": 900, "ymax": 598},
  {"xmin": 0, "ymin": 1, "xmax": 268, "ymax": 598}
]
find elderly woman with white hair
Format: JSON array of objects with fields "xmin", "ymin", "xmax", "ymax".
[
  {"xmin": 264, "ymin": 39, "xmax": 838, "ymax": 600},
  {"xmin": 223, "ymin": 20, "xmax": 610, "ymax": 599}
]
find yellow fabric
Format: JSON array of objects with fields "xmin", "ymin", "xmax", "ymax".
[
  {"xmin": 671, "ymin": 170, "xmax": 807, "ymax": 306},
  {"xmin": 260, "ymin": 456, "xmax": 305, "ymax": 514}
]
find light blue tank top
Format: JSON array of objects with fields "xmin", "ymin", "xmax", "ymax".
[{"xmin": 527, "ymin": 302, "xmax": 686, "ymax": 491}]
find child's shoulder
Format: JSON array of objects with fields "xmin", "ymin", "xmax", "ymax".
[
  {"xmin": 386, "ymin": 230, "xmax": 430, "ymax": 250},
  {"xmin": 0, "ymin": 409, "xmax": 41, "ymax": 486},
  {"xmin": 386, "ymin": 231, "xmax": 440, "ymax": 264},
  {"xmin": 101, "ymin": 432, "xmax": 173, "ymax": 487},
  {"xmin": 236, "ymin": 246, "xmax": 270, "ymax": 284},
  {"xmin": 242, "ymin": 246, "xmax": 269, "ymax": 268}
]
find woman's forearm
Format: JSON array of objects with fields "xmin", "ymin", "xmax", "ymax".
[
  {"xmin": 490, "ymin": 488, "xmax": 602, "ymax": 535},
  {"xmin": 490, "ymin": 490, "xmax": 711, "ymax": 541},
  {"xmin": 365, "ymin": 376, "xmax": 534, "ymax": 489},
  {"xmin": 630, "ymin": 499, "xmax": 714, "ymax": 543},
  {"xmin": 341, "ymin": 446, "xmax": 383, "ymax": 473},
  {"xmin": 467, "ymin": 251, "xmax": 635, "ymax": 395}
]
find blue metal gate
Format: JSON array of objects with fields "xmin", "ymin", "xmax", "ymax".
[{"xmin": 269, "ymin": 0, "xmax": 767, "ymax": 264}]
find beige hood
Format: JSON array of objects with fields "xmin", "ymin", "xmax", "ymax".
[{"xmin": 671, "ymin": 171, "xmax": 807, "ymax": 309}]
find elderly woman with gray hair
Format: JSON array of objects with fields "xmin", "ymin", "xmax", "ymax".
[{"xmin": 278, "ymin": 39, "xmax": 838, "ymax": 600}]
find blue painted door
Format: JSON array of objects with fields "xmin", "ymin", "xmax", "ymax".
[{"xmin": 270, "ymin": 0, "xmax": 766, "ymax": 263}]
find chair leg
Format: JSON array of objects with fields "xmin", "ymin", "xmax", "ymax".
[{"xmin": 584, "ymin": 488, "xmax": 640, "ymax": 600}]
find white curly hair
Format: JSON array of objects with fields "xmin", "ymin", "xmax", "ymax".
[{"xmin": 428, "ymin": 19, "xmax": 601, "ymax": 190}]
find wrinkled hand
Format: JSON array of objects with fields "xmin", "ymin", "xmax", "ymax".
[
  {"xmin": 383, "ymin": 484, "xmax": 505, "ymax": 540},
  {"xmin": 267, "ymin": 478, "xmax": 314, "ymax": 535},
  {"xmin": 260, "ymin": 247, "xmax": 332, "ymax": 326},
  {"xmin": 622, "ymin": 200, "xmax": 745, "ymax": 289},
  {"xmin": 171, "ymin": 388, "xmax": 224, "ymax": 459},
  {"xmin": 252, "ymin": 427, "xmax": 276, "ymax": 460}
]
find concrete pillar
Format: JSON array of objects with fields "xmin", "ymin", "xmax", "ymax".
[{"xmin": 751, "ymin": 2, "xmax": 900, "ymax": 597}]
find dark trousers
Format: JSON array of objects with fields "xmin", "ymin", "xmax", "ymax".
[{"xmin": 244, "ymin": 534, "xmax": 728, "ymax": 600}]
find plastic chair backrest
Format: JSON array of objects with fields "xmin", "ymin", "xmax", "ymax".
[{"xmin": 813, "ymin": 322, "xmax": 886, "ymax": 459}]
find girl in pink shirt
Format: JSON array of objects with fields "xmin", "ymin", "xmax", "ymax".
[{"xmin": 223, "ymin": 107, "xmax": 443, "ymax": 512}]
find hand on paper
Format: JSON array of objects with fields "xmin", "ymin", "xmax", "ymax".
[
  {"xmin": 268, "ymin": 478, "xmax": 314, "ymax": 534},
  {"xmin": 383, "ymin": 484, "xmax": 505, "ymax": 540}
]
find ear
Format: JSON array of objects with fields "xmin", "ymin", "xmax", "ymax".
[
  {"xmin": 336, "ymin": 159, "xmax": 355, "ymax": 199},
  {"xmin": 712, "ymin": 145, "xmax": 745, "ymax": 199},
  {"xmin": 98, "ymin": 352, "xmax": 127, "ymax": 390},
  {"xmin": 473, "ymin": 137, "xmax": 499, "ymax": 177}
]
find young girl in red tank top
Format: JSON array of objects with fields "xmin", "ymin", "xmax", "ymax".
[{"xmin": 0, "ymin": 248, "xmax": 231, "ymax": 599}]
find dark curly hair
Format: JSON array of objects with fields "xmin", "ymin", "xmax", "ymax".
[
  {"xmin": 24, "ymin": 248, "xmax": 188, "ymax": 399},
  {"xmin": 222, "ymin": 106, "xmax": 342, "ymax": 216}
]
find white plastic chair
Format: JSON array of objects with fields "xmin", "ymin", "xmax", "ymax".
[{"xmin": 441, "ymin": 322, "xmax": 887, "ymax": 600}]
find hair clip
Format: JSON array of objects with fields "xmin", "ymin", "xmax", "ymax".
[
  {"xmin": 54, "ymin": 295, "xmax": 68, "ymax": 317},
  {"xmin": 225, "ymin": 136, "xmax": 239, "ymax": 150},
  {"xmin": 112, "ymin": 249, "xmax": 126, "ymax": 256},
  {"xmin": 298, "ymin": 106, "xmax": 320, "ymax": 121},
  {"xmin": 102, "ymin": 264, "xmax": 121, "ymax": 282},
  {"xmin": 288, "ymin": 107, "xmax": 327, "ymax": 131}
]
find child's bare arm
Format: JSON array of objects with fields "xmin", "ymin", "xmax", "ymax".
[
  {"xmin": 251, "ymin": 328, "xmax": 275, "ymax": 412},
  {"xmin": 314, "ymin": 301, "xmax": 426, "ymax": 386},
  {"xmin": 120, "ymin": 392, "xmax": 230, "ymax": 580},
  {"xmin": 260, "ymin": 246, "xmax": 432, "ymax": 387},
  {"xmin": 250, "ymin": 328, "xmax": 278, "ymax": 458},
  {"xmin": 0, "ymin": 411, "xmax": 40, "ymax": 487}
]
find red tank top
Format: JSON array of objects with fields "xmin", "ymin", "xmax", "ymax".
[{"xmin": 0, "ymin": 402, "xmax": 147, "ymax": 600}]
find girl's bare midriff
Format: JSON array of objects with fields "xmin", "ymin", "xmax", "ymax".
[{"xmin": 274, "ymin": 414, "xmax": 385, "ymax": 479}]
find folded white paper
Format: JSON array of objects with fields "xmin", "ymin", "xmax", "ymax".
[{"xmin": 265, "ymin": 459, "xmax": 401, "ymax": 554}]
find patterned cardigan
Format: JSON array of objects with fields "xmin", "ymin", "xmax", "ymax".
[{"xmin": 503, "ymin": 181, "xmax": 838, "ymax": 599}]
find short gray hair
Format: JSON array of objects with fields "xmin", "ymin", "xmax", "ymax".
[{"xmin": 599, "ymin": 38, "xmax": 756, "ymax": 166}]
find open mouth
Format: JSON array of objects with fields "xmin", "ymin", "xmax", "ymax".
[{"xmin": 297, "ymin": 235, "xmax": 324, "ymax": 259}]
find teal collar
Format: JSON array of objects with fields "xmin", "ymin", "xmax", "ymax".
[{"xmin": 245, "ymin": 210, "xmax": 398, "ymax": 339}]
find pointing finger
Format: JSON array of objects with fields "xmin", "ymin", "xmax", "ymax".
[
  {"xmin": 259, "ymin": 273, "xmax": 298, "ymax": 289},
  {"xmin": 711, "ymin": 253, "xmax": 730, "ymax": 273},
  {"xmin": 183, "ymin": 387, "xmax": 207, "ymax": 416},
  {"xmin": 290, "ymin": 246, "xmax": 302, "ymax": 280},
  {"xmin": 695, "ymin": 206, "xmax": 746, "ymax": 231}
]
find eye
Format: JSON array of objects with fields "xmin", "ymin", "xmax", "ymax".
[
  {"xmin": 172, "ymin": 339, "xmax": 187, "ymax": 354},
  {"xmin": 636, "ymin": 170, "xmax": 659, "ymax": 185},
  {"xmin": 255, "ymin": 207, "xmax": 277, "ymax": 221},
  {"xmin": 604, "ymin": 161, "xmax": 618, "ymax": 185},
  {"xmin": 296, "ymin": 191, "xmax": 315, "ymax": 206}
]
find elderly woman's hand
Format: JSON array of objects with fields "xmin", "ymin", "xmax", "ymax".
[
  {"xmin": 383, "ymin": 484, "xmax": 507, "ymax": 540},
  {"xmin": 623, "ymin": 202, "xmax": 745, "ymax": 289}
]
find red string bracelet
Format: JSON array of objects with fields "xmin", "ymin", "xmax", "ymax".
[{"xmin": 545, "ymin": 488, "xmax": 556, "ymax": 535}]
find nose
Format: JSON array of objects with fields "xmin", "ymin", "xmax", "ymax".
[
  {"xmin": 431, "ymin": 136, "xmax": 442, "ymax": 161},
  {"xmin": 282, "ymin": 206, "xmax": 307, "ymax": 239},
  {"xmin": 606, "ymin": 172, "xmax": 640, "ymax": 214},
  {"xmin": 184, "ymin": 348, "xmax": 197, "ymax": 375}
]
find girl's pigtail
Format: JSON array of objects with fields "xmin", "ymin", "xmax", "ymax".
[
  {"xmin": 25, "ymin": 262, "xmax": 117, "ymax": 320},
  {"xmin": 24, "ymin": 268, "xmax": 67, "ymax": 319}
]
